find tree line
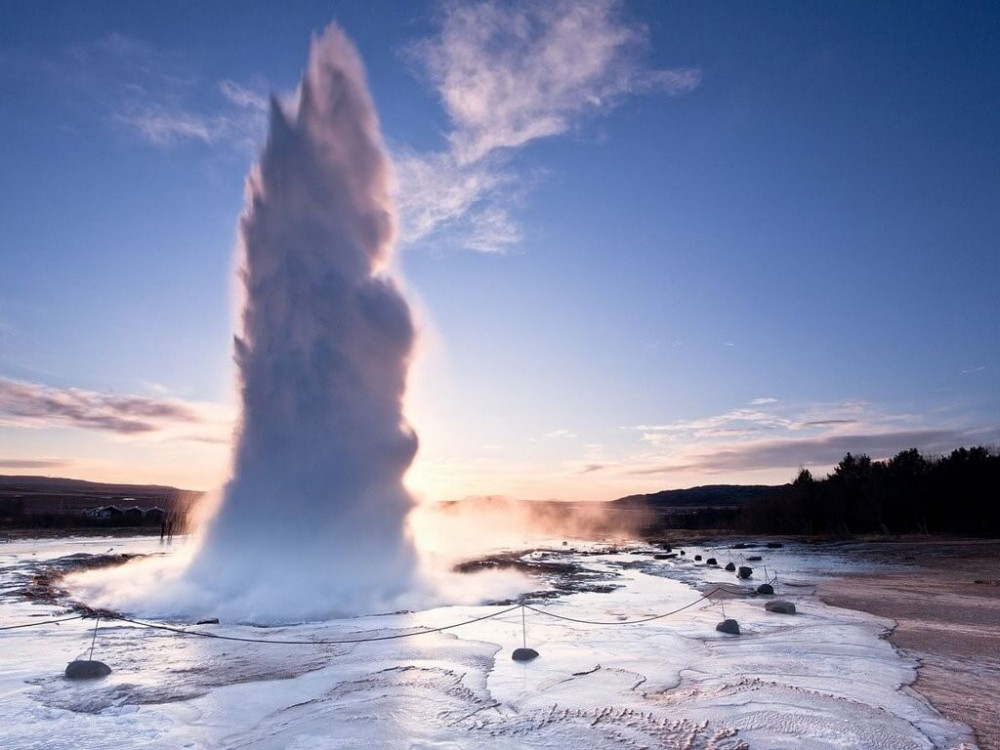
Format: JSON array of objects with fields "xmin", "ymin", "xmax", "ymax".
[{"xmin": 742, "ymin": 446, "xmax": 1000, "ymax": 536}]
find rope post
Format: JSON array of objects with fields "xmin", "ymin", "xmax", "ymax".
[
  {"xmin": 89, "ymin": 616, "xmax": 100, "ymax": 661},
  {"xmin": 521, "ymin": 605, "xmax": 527, "ymax": 650},
  {"xmin": 512, "ymin": 603, "xmax": 539, "ymax": 662},
  {"xmin": 66, "ymin": 616, "xmax": 112, "ymax": 679}
]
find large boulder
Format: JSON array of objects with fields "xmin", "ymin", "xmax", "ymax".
[
  {"xmin": 715, "ymin": 619, "xmax": 740, "ymax": 635},
  {"xmin": 765, "ymin": 600, "xmax": 796, "ymax": 615},
  {"xmin": 65, "ymin": 660, "xmax": 111, "ymax": 679}
]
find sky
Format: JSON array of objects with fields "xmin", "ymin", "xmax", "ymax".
[{"xmin": 1, "ymin": 0, "xmax": 998, "ymax": 502}]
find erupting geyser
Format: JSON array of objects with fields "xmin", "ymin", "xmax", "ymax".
[{"xmin": 186, "ymin": 25, "xmax": 420, "ymax": 619}]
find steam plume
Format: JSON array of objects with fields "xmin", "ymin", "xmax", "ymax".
[{"xmin": 185, "ymin": 25, "xmax": 419, "ymax": 620}]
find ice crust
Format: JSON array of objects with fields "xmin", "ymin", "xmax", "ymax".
[{"xmin": 0, "ymin": 536, "xmax": 979, "ymax": 749}]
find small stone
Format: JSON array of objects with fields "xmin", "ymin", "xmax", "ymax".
[
  {"xmin": 512, "ymin": 647, "xmax": 539, "ymax": 661},
  {"xmin": 706, "ymin": 558, "xmax": 718, "ymax": 566},
  {"xmin": 767, "ymin": 542, "xmax": 783, "ymax": 549},
  {"xmin": 747, "ymin": 556, "xmax": 762, "ymax": 562},
  {"xmin": 756, "ymin": 583, "xmax": 774, "ymax": 595},
  {"xmin": 196, "ymin": 618, "xmax": 219, "ymax": 625},
  {"xmin": 737, "ymin": 566, "xmax": 753, "ymax": 579},
  {"xmin": 765, "ymin": 600, "xmax": 796, "ymax": 615},
  {"xmin": 65, "ymin": 660, "xmax": 111, "ymax": 679},
  {"xmin": 715, "ymin": 619, "xmax": 740, "ymax": 635},
  {"xmin": 694, "ymin": 555, "xmax": 702, "ymax": 561},
  {"xmin": 725, "ymin": 562, "xmax": 736, "ymax": 572}
]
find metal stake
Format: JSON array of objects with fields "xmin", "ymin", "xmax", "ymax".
[
  {"xmin": 89, "ymin": 617, "xmax": 100, "ymax": 661},
  {"xmin": 521, "ymin": 605, "xmax": 527, "ymax": 650}
]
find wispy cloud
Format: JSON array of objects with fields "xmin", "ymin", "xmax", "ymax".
[
  {"xmin": 610, "ymin": 398, "xmax": 997, "ymax": 480},
  {"xmin": 629, "ymin": 428, "xmax": 991, "ymax": 476},
  {"xmin": 0, "ymin": 377, "xmax": 231, "ymax": 440},
  {"xmin": 543, "ymin": 428, "xmax": 577, "ymax": 439},
  {"xmin": 398, "ymin": 0, "xmax": 701, "ymax": 252},
  {"xmin": 14, "ymin": 32, "xmax": 270, "ymax": 151},
  {"xmin": 0, "ymin": 458, "xmax": 71, "ymax": 470}
]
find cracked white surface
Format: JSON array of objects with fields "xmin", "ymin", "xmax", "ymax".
[{"xmin": 0, "ymin": 536, "xmax": 979, "ymax": 749}]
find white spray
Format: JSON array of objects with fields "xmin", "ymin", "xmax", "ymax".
[
  {"xmin": 183, "ymin": 25, "xmax": 419, "ymax": 620},
  {"xmin": 67, "ymin": 26, "xmax": 531, "ymax": 621}
]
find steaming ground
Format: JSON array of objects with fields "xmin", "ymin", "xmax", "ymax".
[{"xmin": 1, "ymin": 535, "xmax": 979, "ymax": 749}]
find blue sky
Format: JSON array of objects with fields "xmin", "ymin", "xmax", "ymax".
[{"xmin": 1, "ymin": 1, "xmax": 997, "ymax": 500}]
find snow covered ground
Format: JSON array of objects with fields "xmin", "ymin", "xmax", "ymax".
[{"xmin": 0, "ymin": 535, "xmax": 979, "ymax": 749}]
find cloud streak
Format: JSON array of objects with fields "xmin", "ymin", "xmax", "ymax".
[
  {"xmin": 0, "ymin": 458, "xmax": 71, "ymax": 470},
  {"xmin": 630, "ymin": 428, "xmax": 993, "ymax": 476},
  {"xmin": 16, "ymin": 32, "xmax": 271, "ymax": 151},
  {"xmin": 397, "ymin": 0, "xmax": 701, "ymax": 252},
  {"xmin": 607, "ymin": 397, "xmax": 999, "ymax": 482},
  {"xmin": 0, "ymin": 377, "xmax": 227, "ymax": 438}
]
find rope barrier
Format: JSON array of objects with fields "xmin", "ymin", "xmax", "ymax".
[
  {"xmin": 523, "ymin": 585, "xmax": 724, "ymax": 626},
  {"xmin": 109, "ymin": 605, "xmax": 523, "ymax": 645},
  {"xmin": 0, "ymin": 614, "xmax": 84, "ymax": 631},
  {"xmin": 0, "ymin": 585, "xmax": 732, "ymax": 642}
]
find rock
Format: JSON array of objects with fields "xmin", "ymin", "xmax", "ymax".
[
  {"xmin": 737, "ymin": 566, "xmax": 753, "ymax": 579},
  {"xmin": 65, "ymin": 660, "xmax": 111, "ymax": 679},
  {"xmin": 694, "ymin": 555, "xmax": 702, "ymax": 561},
  {"xmin": 653, "ymin": 553, "xmax": 677, "ymax": 560},
  {"xmin": 766, "ymin": 542, "xmax": 783, "ymax": 548},
  {"xmin": 747, "ymin": 555, "xmax": 762, "ymax": 562},
  {"xmin": 765, "ymin": 600, "xmax": 796, "ymax": 615},
  {"xmin": 196, "ymin": 618, "xmax": 219, "ymax": 625},
  {"xmin": 725, "ymin": 562, "xmax": 736, "ymax": 572},
  {"xmin": 756, "ymin": 583, "xmax": 774, "ymax": 595},
  {"xmin": 512, "ymin": 647, "xmax": 539, "ymax": 661},
  {"xmin": 715, "ymin": 619, "xmax": 740, "ymax": 635},
  {"xmin": 679, "ymin": 550, "xmax": 685, "ymax": 555},
  {"xmin": 706, "ymin": 557, "xmax": 718, "ymax": 566}
]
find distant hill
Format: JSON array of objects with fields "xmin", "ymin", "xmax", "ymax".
[
  {"xmin": 0, "ymin": 475, "xmax": 202, "ymax": 515},
  {"xmin": 611, "ymin": 484, "xmax": 787, "ymax": 511}
]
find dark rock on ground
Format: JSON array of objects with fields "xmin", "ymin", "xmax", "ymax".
[
  {"xmin": 765, "ymin": 600, "xmax": 796, "ymax": 614},
  {"xmin": 512, "ymin": 647, "xmax": 539, "ymax": 661},
  {"xmin": 716, "ymin": 619, "xmax": 740, "ymax": 635},
  {"xmin": 65, "ymin": 660, "xmax": 111, "ymax": 679},
  {"xmin": 757, "ymin": 583, "xmax": 775, "ymax": 595},
  {"xmin": 737, "ymin": 566, "xmax": 753, "ymax": 579}
]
